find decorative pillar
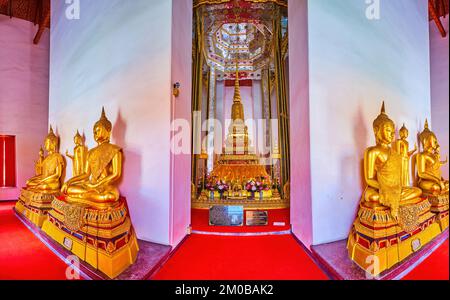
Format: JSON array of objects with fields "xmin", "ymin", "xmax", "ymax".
[{"xmin": 273, "ymin": 7, "xmax": 290, "ymax": 195}]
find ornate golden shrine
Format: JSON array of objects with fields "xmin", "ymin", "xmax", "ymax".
[
  {"xmin": 191, "ymin": 0, "xmax": 290, "ymax": 210},
  {"xmin": 192, "ymin": 67, "xmax": 287, "ymax": 209},
  {"xmin": 347, "ymin": 103, "xmax": 447, "ymax": 276}
]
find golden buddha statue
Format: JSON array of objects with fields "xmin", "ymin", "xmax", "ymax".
[
  {"xmin": 15, "ymin": 126, "xmax": 65, "ymax": 227},
  {"xmin": 348, "ymin": 102, "xmax": 441, "ymax": 276},
  {"xmin": 42, "ymin": 108, "xmax": 138, "ymax": 279},
  {"xmin": 395, "ymin": 124, "xmax": 417, "ymax": 187},
  {"xmin": 66, "ymin": 130, "xmax": 88, "ymax": 177},
  {"xmin": 417, "ymin": 120, "xmax": 449, "ymax": 196},
  {"xmin": 416, "ymin": 120, "xmax": 449, "ymax": 230},
  {"xmin": 362, "ymin": 103, "xmax": 422, "ymax": 218},
  {"xmin": 61, "ymin": 108, "xmax": 122, "ymax": 209},
  {"xmin": 34, "ymin": 146, "xmax": 45, "ymax": 175}
]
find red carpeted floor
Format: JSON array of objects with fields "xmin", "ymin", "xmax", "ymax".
[
  {"xmin": 191, "ymin": 208, "xmax": 291, "ymax": 233},
  {"xmin": 152, "ymin": 234, "xmax": 329, "ymax": 280},
  {"xmin": 402, "ymin": 239, "xmax": 449, "ymax": 280},
  {"xmin": 0, "ymin": 201, "xmax": 78, "ymax": 280}
]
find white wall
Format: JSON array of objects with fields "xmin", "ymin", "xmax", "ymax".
[
  {"xmin": 0, "ymin": 15, "xmax": 49, "ymax": 201},
  {"xmin": 169, "ymin": 0, "xmax": 193, "ymax": 246},
  {"xmin": 49, "ymin": 0, "xmax": 191, "ymax": 246},
  {"xmin": 289, "ymin": 0, "xmax": 432, "ymax": 246},
  {"xmin": 289, "ymin": 0, "xmax": 313, "ymax": 248},
  {"xmin": 430, "ymin": 16, "xmax": 449, "ymax": 178}
]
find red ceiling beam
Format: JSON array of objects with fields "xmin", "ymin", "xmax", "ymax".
[
  {"xmin": 33, "ymin": 7, "xmax": 50, "ymax": 44},
  {"xmin": 429, "ymin": 0, "xmax": 447, "ymax": 38}
]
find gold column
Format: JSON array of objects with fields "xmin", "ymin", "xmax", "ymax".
[
  {"xmin": 273, "ymin": 7, "xmax": 290, "ymax": 195},
  {"xmin": 191, "ymin": 8, "xmax": 205, "ymax": 190}
]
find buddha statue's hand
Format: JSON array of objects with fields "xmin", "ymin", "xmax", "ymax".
[{"xmin": 61, "ymin": 182, "xmax": 69, "ymax": 194}]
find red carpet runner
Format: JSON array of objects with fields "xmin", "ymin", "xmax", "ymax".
[
  {"xmin": 152, "ymin": 234, "xmax": 329, "ymax": 280},
  {"xmin": 0, "ymin": 201, "xmax": 79, "ymax": 280}
]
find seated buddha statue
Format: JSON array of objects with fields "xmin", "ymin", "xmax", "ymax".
[
  {"xmin": 26, "ymin": 126, "xmax": 65, "ymax": 193},
  {"xmin": 61, "ymin": 108, "xmax": 122, "ymax": 209},
  {"xmin": 348, "ymin": 103, "xmax": 441, "ymax": 276},
  {"xmin": 363, "ymin": 103, "xmax": 422, "ymax": 219},
  {"xmin": 417, "ymin": 120, "xmax": 449, "ymax": 196}
]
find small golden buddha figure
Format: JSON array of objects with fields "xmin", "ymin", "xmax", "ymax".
[
  {"xmin": 395, "ymin": 124, "xmax": 417, "ymax": 187},
  {"xmin": 417, "ymin": 120, "xmax": 449, "ymax": 196},
  {"xmin": 61, "ymin": 108, "xmax": 122, "ymax": 209},
  {"xmin": 26, "ymin": 126, "xmax": 65, "ymax": 193},
  {"xmin": 66, "ymin": 130, "xmax": 88, "ymax": 177},
  {"xmin": 34, "ymin": 147, "xmax": 45, "ymax": 176},
  {"xmin": 363, "ymin": 103, "xmax": 422, "ymax": 218}
]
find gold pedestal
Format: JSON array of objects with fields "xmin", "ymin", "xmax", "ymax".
[
  {"xmin": 427, "ymin": 193, "xmax": 449, "ymax": 231},
  {"xmin": 348, "ymin": 197, "xmax": 441, "ymax": 276},
  {"xmin": 14, "ymin": 188, "xmax": 59, "ymax": 228},
  {"xmin": 41, "ymin": 196, "xmax": 139, "ymax": 279}
]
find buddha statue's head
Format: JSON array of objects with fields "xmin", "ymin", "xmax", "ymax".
[
  {"xmin": 45, "ymin": 126, "xmax": 59, "ymax": 153},
  {"xmin": 74, "ymin": 130, "xmax": 83, "ymax": 146},
  {"xmin": 94, "ymin": 107, "xmax": 113, "ymax": 144},
  {"xmin": 419, "ymin": 119, "xmax": 438, "ymax": 152},
  {"xmin": 399, "ymin": 123, "xmax": 409, "ymax": 139},
  {"xmin": 373, "ymin": 102, "xmax": 395, "ymax": 146}
]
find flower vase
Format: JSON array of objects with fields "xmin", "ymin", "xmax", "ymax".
[
  {"xmin": 259, "ymin": 191, "xmax": 264, "ymax": 200},
  {"xmin": 210, "ymin": 191, "xmax": 215, "ymax": 200},
  {"xmin": 250, "ymin": 191, "xmax": 255, "ymax": 200}
]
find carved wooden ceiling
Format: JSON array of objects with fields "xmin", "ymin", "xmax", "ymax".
[
  {"xmin": 198, "ymin": 0, "xmax": 287, "ymax": 80},
  {"xmin": 0, "ymin": 0, "xmax": 50, "ymax": 44}
]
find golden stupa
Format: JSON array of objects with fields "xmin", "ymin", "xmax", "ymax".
[
  {"xmin": 193, "ymin": 65, "xmax": 287, "ymax": 209},
  {"xmin": 210, "ymin": 65, "xmax": 270, "ymax": 184}
]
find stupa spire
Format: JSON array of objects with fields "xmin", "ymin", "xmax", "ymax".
[{"xmin": 233, "ymin": 62, "xmax": 242, "ymax": 103}]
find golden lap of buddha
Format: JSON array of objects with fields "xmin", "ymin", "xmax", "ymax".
[{"xmin": 61, "ymin": 108, "xmax": 122, "ymax": 210}]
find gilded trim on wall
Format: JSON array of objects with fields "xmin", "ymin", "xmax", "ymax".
[{"xmin": 194, "ymin": 0, "xmax": 287, "ymax": 9}]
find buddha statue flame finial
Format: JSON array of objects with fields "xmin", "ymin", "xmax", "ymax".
[
  {"xmin": 95, "ymin": 107, "xmax": 112, "ymax": 132},
  {"xmin": 46, "ymin": 125, "xmax": 59, "ymax": 147},
  {"xmin": 419, "ymin": 118, "xmax": 436, "ymax": 146},
  {"xmin": 233, "ymin": 62, "xmax": 242, "ymax": 103},
  {"xmin": 373, "ymin": 101, "xmax": 394, "ymax": 133}
]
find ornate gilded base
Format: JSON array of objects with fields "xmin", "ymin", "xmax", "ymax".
[
  {"xmin": 41, "ymin": 196, "xmax": 139, "ymax": 279},
  {"xmin": 14, "ymin": 188, "xmax": 60, "ymax": 228},
  {"xmin": 347, "ymin": 197, "xmax": 442, "ymax": 276},
  {"xmin": 426, "ymin": 193, "xmax": 449, "ymax": 231},
  {"xmin": 192, "ymin": 193, "xmax": 289, "ymax": 210}
]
